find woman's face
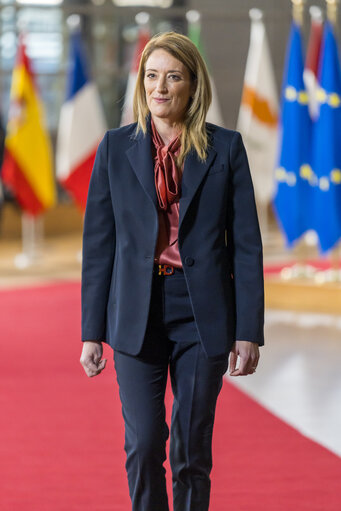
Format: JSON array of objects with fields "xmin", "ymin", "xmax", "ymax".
[{"xmin": 144, "ymin": 49, "xmax": 194, "ymax": 125}]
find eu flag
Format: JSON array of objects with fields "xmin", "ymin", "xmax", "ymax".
[
  {"xmin": 310, "ymin": 22, "xmax": 341, "ymax": 253},
  {"xmin": 273, "ymin": 23, "xmax": 312, "ymax": 247}
]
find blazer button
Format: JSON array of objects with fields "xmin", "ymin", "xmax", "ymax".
[{"xmin": 185, "ymin": 256, "xmax": 194, "ymax": 266}]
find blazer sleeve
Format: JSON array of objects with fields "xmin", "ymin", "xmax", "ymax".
[
  {"xmin": 227, "ymin": 131, "xmax": 264, "ymax": 345},
  {"xmin": 81, "ymin": 131, "xmax": 116, "ymax": 343}
]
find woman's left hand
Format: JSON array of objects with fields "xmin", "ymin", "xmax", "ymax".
[
  {"xmin": 80, "ymin": 341, "xmax": 107, "ymax": 378},
  {"xmin": 228, "ymin": 340, "xmax": 260, "ymax": 376}
]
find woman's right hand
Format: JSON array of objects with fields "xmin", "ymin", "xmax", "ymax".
[{"xmin": 80, "ymin": 341, "xmax": 107, "ymax": 377}]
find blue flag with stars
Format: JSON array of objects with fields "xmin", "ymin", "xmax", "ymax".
[
  {"xmin": 310, "ymin": 22, "xmax": 341, "ymax": 253},
  {"xmin": 273, "ymin": 22, "xmax": 312, "ymax": 247}
]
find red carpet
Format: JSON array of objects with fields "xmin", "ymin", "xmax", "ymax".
[{"xmin": 1, "ymin": 282, "xmax": 340, "ymax": 511}]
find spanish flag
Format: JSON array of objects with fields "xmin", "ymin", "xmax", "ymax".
[{"xmin": 1, "ymin": 36, "xmax": 56, "ymax": 215}]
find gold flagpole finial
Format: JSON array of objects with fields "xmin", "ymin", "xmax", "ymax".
[
  {"xmin": 291, "ymin": 0, "xmax": 306, "ymax": 25},
  {"xmin": 326, "ymin": 0, "xmax": 339, "ymax": 25},
  {"xmin": 291, "ymin": 0, "xmax": 305, "ymax": 26}
]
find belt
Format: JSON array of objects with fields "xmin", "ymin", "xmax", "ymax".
[{"xmin": 153, "ymin": 263, "xmax": 183, "ymax": 276}]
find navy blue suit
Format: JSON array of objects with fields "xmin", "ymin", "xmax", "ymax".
[
  {"xmin": 81, "ymin": 121, "xmax": 264, "ymax": 354},
  {"xmin": 81, "ymin": 119, "xmax": 264, "ymax": 511}
]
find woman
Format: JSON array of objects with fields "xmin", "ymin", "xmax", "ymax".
[{"xmin": 80, "ymin": 31, "xmax": 264, "ymax": 511}]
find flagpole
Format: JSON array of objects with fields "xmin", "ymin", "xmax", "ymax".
[
  {"xmin": 120, "ymin": 13, "xmax": 150, "ymax": 128},
  {"xmin": 326, "ymin": 0, "xmax": 339, "ymax": 26},
  {"xmin": 135, "ymin": 10, "xmax": 150, "ymax": 28},
  {"xmin": 285, "ymin": 0, "xmax": 317, "ymax": 280},
  {"xmin": 186, "ymin": 9, "xmax": 201, "ymax": 48},
  {"xmin": 14, "ymin": 213, "xmax": 43, "ymax": 269},
  {"xmin": 292, "ymin": 0, "xmax": 305, "ymax": 26},
  {"xmin": 4, "ymin": 30, "xmax": 55, "ymax": 269},
  {"xmin": 248, "ymin": 8, "xmax": 269, "ymax": 241},
  {"xmin": 186, "ymin": 9, "xmax": 225, "ymax": 127},
  {"xmin": 304, "ymin": 6, "xmax": 323, "ymax": 120},
  {"xmin": 65, "ymin": 14, "xmax": 84, "ymax": 264},
  {"xmin": 325, "ymin": 0, "xmax": 341, "ymax": 281},
  {"xmin": 12, "ymin": 29, "xmax": 41, "ymax": 270},
  {"xmin": 296, "ymin": 6, "xmax": 324, "ymax": 278}
]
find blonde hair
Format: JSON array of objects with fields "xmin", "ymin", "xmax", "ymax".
[{"xmin": 133, "ymin": 31, "xmax": 212, "ymax": 166}]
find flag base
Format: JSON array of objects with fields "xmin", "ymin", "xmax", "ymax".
[
  {"xmin": 14, "ymin": 213, "xmax": 43, "ymax": 269},
  {"xmin": 14, "ymin": 251, "xmax": 42, "ymax": 270}
]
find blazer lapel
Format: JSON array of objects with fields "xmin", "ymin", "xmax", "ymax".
[
  {"xmin": 126, "ymin": 121, "xmax": 217, "ymax": 232},
  {"xmin": 126, "ymin": 129, "xmax": 158, "ymax": 210},
  {"xmin": 179, "ymin": 145, "xmax": 217, "ymax": 232}
]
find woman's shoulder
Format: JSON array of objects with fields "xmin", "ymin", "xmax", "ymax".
[
  {"xmin": 205, "ymin": 122, "xmax": 242, "ymax": 149},
  {"xmin": 106, "ymin": 122, "xmax": 138, "ymax": 143},
  {"xmin": 96, "ymin": 123, "xmax": 139, "ymax": 159}
]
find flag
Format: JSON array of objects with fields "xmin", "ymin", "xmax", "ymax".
[
  {"xmin": 273, "ymin": 22, "xmax": 312, "ymax": 247},
  {"xmin": 56, "ymin": 29, "xmax": 107, "ymax": 211},
  {"xmin": 237, "ymin": 10, "xmax": 279, "ymax": 206},
  {"xmin": 304, "ymin": 9, "xmax": 323, "ymax": 120},
  {"xmin": 120, "ymin": 27, "xmax": 150, "ymax": 126},
  {"xmin": 1, "ymin": 36, "xmax": 55, "ymax": 215},
  {"xmin": 0, "ymin": 111, "xmax": 5, "ymax": 168},
  {"xmin": 188, "ymin": 18, "xmax": 224, "ymax": 126},
  {"xmin": 0, "ymin": 112, "xmax": 5, "ymax": 207},
  {"xmin": 310, "ymin": 22, "xmax": 341, "ymax": 253}
]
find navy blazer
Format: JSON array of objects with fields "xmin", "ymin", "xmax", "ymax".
[{"xmin": 81, "ymin": 120, "xmax": 264, "ymax": 357}]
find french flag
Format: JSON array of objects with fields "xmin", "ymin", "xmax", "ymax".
[{"xmin": 56, "ymin": 29, "xmax": 107, "ymax": 211}]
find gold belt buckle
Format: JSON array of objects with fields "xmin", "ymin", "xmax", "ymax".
[{"xmin": 158, "ymin": 264, "xmax": 174, "ymax": 276}]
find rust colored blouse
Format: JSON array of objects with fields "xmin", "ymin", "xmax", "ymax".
[{"xmin": 151, "ymin": 119, "xmax": 183, "ymax": 268}]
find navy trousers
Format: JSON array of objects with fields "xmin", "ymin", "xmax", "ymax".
[{"xmin": 113, "ymin": 268, "xmax": 229, "ymax": 511}]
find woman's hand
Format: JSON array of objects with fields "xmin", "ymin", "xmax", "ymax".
[
  {"xmin": 80, "ymin": 341, "xmax": 107, "ymax": 377},
  {"xmin": 228, "ymin": 340, "xmax": 259, "ymax": 376}
]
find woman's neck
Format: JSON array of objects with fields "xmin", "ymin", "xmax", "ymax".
[{"xmin": 151, "ymin": 116, "xmax": 182, "ymax": 146}]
